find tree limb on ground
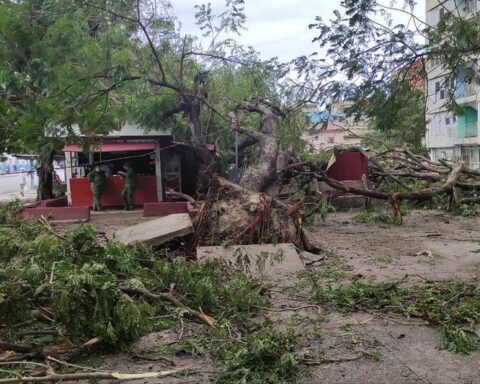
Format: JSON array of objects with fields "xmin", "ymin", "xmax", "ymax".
[
  {"xmin": 0, "ymin": 338, "xmax": 100, "ymax": 362},
  {"xmin": 0, "ymin": 366, "xmax": 188, "ymax": 383},
  {"xmin": 285, "ymin": 161, "xmax": 465, "ymax": 223},
  {"xmin": 166, "ymin": 188, "xmax": 197, "ymax": 205},
  {"xmin": 118, "ymin": 286, "xmax": 214, "ymax": 326}
]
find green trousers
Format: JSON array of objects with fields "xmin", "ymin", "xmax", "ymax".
[
  {"xmin": 91, "ymin": 185, "xmax": 103, "ymax": 211},
  {"xmin": 121, "ymin": 185, "xmax": 134, "ymax": 210}
]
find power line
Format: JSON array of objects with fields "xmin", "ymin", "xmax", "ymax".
[{"xmin": 0, "ymin": 115, "xmax": 256, "ymax": 177}]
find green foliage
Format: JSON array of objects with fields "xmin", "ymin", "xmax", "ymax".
[
  {"xmin": 0, "ymin": 199, "xmax": 24, "ymax": 224},
  {"xmin": 300, "ymin": 149, "xmax": 334, "ymax": 165},
  {"xmin": 353, "ymin": 209, "xmax": 401, "ymax": 225},
  {"xmin": 213, "ymin": 321, "xmax": 302, "ymax": 384},
  {"xmin": 358, "ymin": 83, "xmax": 427, "ymax": 152},
  {"xmin": 442, "ymin": 326, "xmax": 480, "ymax": 354},
  {"xmin": 318, "ymin": 195, "xmax": 336, "ymax": 222},
  {"xmin": 0, "ymin": 0, "xmax": 135, "ymax": 154},
  {"xmin": 452, "ymin": 203, "xmax": 480, "ymax": 218},
  {"xmin": 0, "ymin": 211, "xmax": 267, "ymax": 348},
  {"xmin": 306, "ymin": 279, "xmax": 480, "ymax": 353}
]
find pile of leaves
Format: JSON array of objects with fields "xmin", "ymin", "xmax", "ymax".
[{"xmin": 0, "ymin": 207, "xmax": 268, "ymax": 357}]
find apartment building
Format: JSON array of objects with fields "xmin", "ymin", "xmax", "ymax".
[{"xmin": 426, "ymin": 0, "xmax": 480, "ymax": 169}]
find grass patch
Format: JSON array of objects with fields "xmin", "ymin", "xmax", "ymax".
[
  {"xmin": 353, "ymin": 210, "xmax": 401, "ymax": 225},
  {"xmin": 371, "ymin": 255, "xmax": 393, "ymax": 264},
  {"xmin": 306, "ymin": 280, "xmax": 480, "ymax": 353}
]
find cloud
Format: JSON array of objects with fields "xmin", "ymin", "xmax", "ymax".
[{"xmin": 171, "ymin": 0, "xmax": 426, "ymax": 61}]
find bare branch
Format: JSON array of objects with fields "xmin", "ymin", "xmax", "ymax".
[{"xmin": 228, "ymin": 112, "xmax": 262, "ymax": 139}]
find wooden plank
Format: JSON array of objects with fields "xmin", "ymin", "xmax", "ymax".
[{"xmin": 114, "ymin": 213, "xmax": 193, "ymax": 246}]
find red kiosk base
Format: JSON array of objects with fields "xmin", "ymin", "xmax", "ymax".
[
  {"xmin": 70, "ymin": 175, "xmax": 158, "ymax": 208},
  {"xmin": 143, "ymin": 202, "xmax": 190, "ymax": 217},
  {"xmin": 22, "ymin": 206, "xmax": 90, "ymax": 221}
]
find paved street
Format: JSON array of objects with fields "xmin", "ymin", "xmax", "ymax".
[{"xmin": 0, "ymin": 173, "xmax": 37, "ymax": 201}]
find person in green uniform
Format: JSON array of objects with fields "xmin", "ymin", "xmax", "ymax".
[
  {"xmin": 87, "ymin": 164, "xmax": 106, "ymax": 211},
  {"xmin": 119, "ymin": 162, "xmax": 136, "ymax": 210}
]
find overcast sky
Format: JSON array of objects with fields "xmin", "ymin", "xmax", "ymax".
[{"xmin": 172, "ymin": 0, "xmax": 426, "ymax": 61}]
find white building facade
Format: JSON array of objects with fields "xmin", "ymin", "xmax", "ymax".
[{"xmin": 426, "ymin": 0, "xmax": 480, "ymax": 169}]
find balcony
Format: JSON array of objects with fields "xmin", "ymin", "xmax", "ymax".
[
  {"xmin": 464, "ymin": 122, "xmax": 478, "ymax": 137},
  {"xmin": 464, "ymin": 161, "xmax": 480, "ymax": 170},
  {"xmin": 426, "ymin": 126, "xmax": 457, "ymax": 148},
  {"xmin": 455, "ymin": 122, "xmax": 480, "ymax": 145},
  {"xmin": 455, "ymin": 83, "xmax": 478, "ymax": 103}
]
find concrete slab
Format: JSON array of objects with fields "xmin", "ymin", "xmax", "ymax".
[
  {"xmin": 196, "ymin": 243, "xmax": 304, "ymax": 280},
  {"xmin": 113, "ymin": 213, "xmax": 193, "ymax": 246}
]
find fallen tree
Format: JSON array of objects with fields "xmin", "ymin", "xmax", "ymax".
[
  {"xmin": 185, "ymin": 99, "xmax": 326, "ymax": 251},
  {"xmin": 280, "ymin": 147, "xmax": 480, "ymax": 223},
  {"xmin": 0, "ymin": 214, "xmax": 267, "ymax": 364}
]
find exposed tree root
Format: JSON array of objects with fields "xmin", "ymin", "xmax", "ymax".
[{"xmin": 194, "ymin": 176, "xmax": 306, "ymax": 249}]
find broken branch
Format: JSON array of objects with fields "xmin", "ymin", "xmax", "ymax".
[
  {"xmin": 119, "ymin": 286, "xmax": 214, "ymax": 326},
  {"xmin": 0, "ymin": 367, "xmax": 188, "ymax": 383}
]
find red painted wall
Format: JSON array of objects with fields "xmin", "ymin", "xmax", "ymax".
[
  {"xmin": 326, "ymin": 152, "xmax": 368, "ymax": 181},
  {"xmin": 22, "ymin": 206, "xmax": 90, "ymax": 221},
  {"xmin": 70, "ymin": 175, "xmax": 158, "ymax": 207},
  {"xmin": 143, "ymin": 202, "xmax": 189, "ymax": 217}
]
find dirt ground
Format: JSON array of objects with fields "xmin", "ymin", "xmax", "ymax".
[{"xmin": 75, "ymin": 209, "xmax": 480, "ymax": 383}]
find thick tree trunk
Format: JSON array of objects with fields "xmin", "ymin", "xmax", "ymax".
[
  {"xmin": 167, "ymin": 88, "xmax": 218, "ymax": 196},
  {"xmin": 37, "ymin": 150, "xmax": 55, "ymax": 201},
  {"xmin": 193, "ymin": 145, "xmax": 216, "ymax": 195},
  {"xmin": 265, "ymin": 146, "xmax": 293, "ymax": 196},
  {"xmin": 230, "ymin": 101, "xmax": 283, "ymax": 193}
]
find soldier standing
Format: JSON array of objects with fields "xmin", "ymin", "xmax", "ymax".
[
  {"xmin": 119, "ymin": 162, "xmax": 136, "ymax": 210},
  {"xmin": 87, "ymin": 164, "xmax": 106, "ymax": 211}
]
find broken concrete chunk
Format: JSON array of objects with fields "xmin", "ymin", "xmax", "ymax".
[
  {"xmin": 196, "ymin": 243, "xmax": 304, "ymax": 280},
  {"xmin": 114, "ymin": 213, "xmax": 193, "ymax": 246}
]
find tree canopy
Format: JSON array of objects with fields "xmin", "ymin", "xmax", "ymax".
[{"xmin": 307, "ymin": 0, "xmax": 480, "ymax": 150}]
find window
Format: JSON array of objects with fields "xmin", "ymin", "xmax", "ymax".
[
  {"xmin": 453, "ymin": 115, "xmax": 457, "ymax": 123},
  {"xmin": 450, "ymin": 77, "xmax": 456, "ymax": 90},
  {"xmin": 327, "ymin": 137, "xmax": 334, "ymax": 144},
  {"xmin": 435, "ymin": 81, "xmax": 441, "ymax": 93},
  {"xmin": 446, "ymin": 117, "xmax": 451, "ymax": 125},
  {"xmin": 440, "ymin": 89, "xmax": 446, "ymax": 99}
]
